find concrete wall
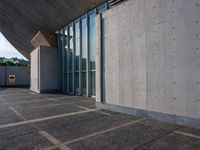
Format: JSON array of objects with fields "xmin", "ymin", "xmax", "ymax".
[
  {"xmin": 96, "ymin": 0, "xmax": 200, "ymax": 128},
  {"xmin": 0, "ymin": 67, "xmax": 6, "ymax": 86},
  {"xmin": 30, "ymin": 46, "xmax": 59, "ymax": 93},
  {"xmin": 39, "ymin": 47, "xmax": 59, "ymax": 92},
  {"xmin": 0, "ymin": 66, "xmax": 30, "ymax": 87},
  {"xmin": 30, "ymin": 48, "xmax": 39, "ymax": 92}
]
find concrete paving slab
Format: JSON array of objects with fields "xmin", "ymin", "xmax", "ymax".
[
  {"xmin": 139, "ymin": 132, "xmax": 200, "ymax": 150},
  {"xmin": 0, "ymin": 88, "xmax": 200, "ymax": 150},
  {"xmin": 9, "ymin": 99, "xmax": 60, "ymax": 109},
  {"xmin": 0, "ymin": 124, "xmax": 36, "ymax": 142},
  {"xmin": 43, "ymin": 112, "xmax": 140, "ymax": 143},
  {"xmin": 0, "ymin": 132, "xmax": 54, "ymax": 150},
  {"xmin": 15, "ymin": 105, "xmax": 84, "ymax": 120},
  {"xmin": 32, "ymin": 111, "xmax": 111, "ymax": 130},
  {"xmin": 177, "ymin": 126, "xmax": 200, "ymax": 137},
  {"xmin": 2, "ymin": 95, "xmax": 47, "ymax": 103},
  {"xmin": 69, "ymin": 119, "xmax": 178, "ymax": 150},
  {"xmin": 0, "ymin": 105, "xmax": 23, "ymax": 125}
]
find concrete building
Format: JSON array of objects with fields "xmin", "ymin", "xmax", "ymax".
[
  {"xmin": 0, "ymin": 0, "xmax": 200, "ymax": 128},
  {"xmin": 0, "ymin": 66, "xmax": 30, "ymax": 87}
]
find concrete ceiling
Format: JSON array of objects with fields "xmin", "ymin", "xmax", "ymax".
[{"xmin": 0, "ymin": 0, "xmax": 108, "ymax": 59}]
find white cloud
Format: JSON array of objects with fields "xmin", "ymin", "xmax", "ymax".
[{"xmin": 0, "ymin": 32, "xmax": 27, "ymax": 60}]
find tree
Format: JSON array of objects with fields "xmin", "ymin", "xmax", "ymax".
[{"xmin": 0, "ymin": 61, "xmax": 29, "ymax": 66}]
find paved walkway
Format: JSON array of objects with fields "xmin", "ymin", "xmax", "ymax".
[{"xmin": 0, "ymin": 88, "xmax": 199, "ymax": 150}]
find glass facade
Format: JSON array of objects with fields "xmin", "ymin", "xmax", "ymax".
[
  {"xmin": 81, "ymin": 16, "xmax": 87, "ymax": 96},
  {"xmin": 69, "ymin": 25, "xmax": 74, "ymax": 94},
  {"xmin": 58, "ymin": 3, "xmax": 108, "ymax": 97},
  {"xmin": 89, "ymin": 11, "xmax": 96, "ymax": 96},
  {"xmin": 75, "ymin": 21, "xmax": 80, "ymax": 95}
]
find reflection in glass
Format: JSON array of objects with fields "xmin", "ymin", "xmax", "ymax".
[
  {"xmin": 75, "ymin": 21, "xmax": 80, "ymax": 94},
  {"xmin": 57, "ymin": 3, "xmax": 108, "ymax": 96},
  {"xmin": 64, "ymin": 27, "xmax": 68, "ymax": 92},
  {"xmin": 89, "ymin": 12, "xmax": 96, "ymax": 96},
  {"xmin": 69, "ymin": 25, "xmax": 74, "ymax": 93},
  {"xmin": 81, "ymin": 17, "xmax": 87, "ymax": 95}
]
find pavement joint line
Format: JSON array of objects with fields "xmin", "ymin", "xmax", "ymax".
[
  {"xmin": 95, "ymin": 110, "xmax": 112, "ymax": 116},
  {"xmin": 1, "ymin": 93, "xmax": 33, "ymax": 97},
  {"xmin": 41, "ymin": 118, "xmax": 147, "ymax": 150},
  {"xmin": 2, "ymin": 94, "xmax": 44, "ymax": 99},
  {"xmin": 77, "ymin": 106, "xmax": 90, "ymax": 110},
  {"xmin": 0, "ymin": 93, "xmax": 38, "ymax": 97},
  {"xmin": 3, "ymin": 96, "xmax": 90, "ymax": 105},
  {"xmin": 0, "ymin": 108, "xmax": 101, "ymax": 129},
  {"xmin": 4, "ymin": 98, "xmax": 55, "ymax": 105},
  {"xmin": 134, "ymin": 126, "xmax": 181, "ymax": 150},
  {"xmin": 39, "ymin": 131, "xmax": 71, "ymax": 150},
  {"xmin": 45, "ymin": 97, "xmax": 60, "ymax": 102},
  {"xmin": 16, "ymin": 102, "xmax": 86, "ymax": 110},
  {"xmin": 174, "ymin": 130, "xmax": 200, "ymax": 140},
  {"xmin": 47, "ymin": 96, "xmax": 72, "ymax": 100},
  {"xmin": 4, "ymin": 100, "xmax": 92, "ymax": 110},
  {"xmin": 0, "ymin": 97, "xmax": 26, "ymax": 121}
]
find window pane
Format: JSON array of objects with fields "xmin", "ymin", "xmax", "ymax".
[
  {"xmin": 69, "ymin": 73, "xmax": 73, "ymax": 92},
  {"xmin": 64, "ymin": 28, "xmax": 68, "ymax": 52},
  {"xmin": 97, "ymin": 3, "xmax": 107, "ymax": 13},
  {"xmin": 75, "ymin": 72, "xmax": 79, "ymax": 94},
  {"xmin": 75, "ymin": 21, "xmax": 80, "ymax": 94},
  {"xmin": 89, "ymin": 12, "xmax": 96, "ymax": 70},
  {"xmin": 64, "ymin": 27, "xmax": 68, "ymax": 93},
  {"xmin": 69, "ymin": 25, "xmax": 74, "ymax": 93},
  {"xmin": 69, "ymin": 25, "xmax": 74, "ymax": 72},
  {"xmin": 75, "ymin": 21, "xmax": 80, "ymax": 71},
  {"xmin": 81, "ymin": 17, "xmax": 87, "ymax": 96},
  {"xmin": 81, "ymin": 17, "xmax": 87, "ymax": 71},
  {"xmin": 82, "ymin": 72, "xmax": 87, "ymax": 96},
  {"xmin": 90, "ymin": 71, "xmax": 96, "ymax": 96}
]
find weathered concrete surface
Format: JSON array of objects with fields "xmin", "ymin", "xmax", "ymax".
[
  {"xmin": 96, "ymin": 0, "xmax": 200, "ymax": 127},
  {"xmin": 0, "ymin": 66, "xmax": 30, "ymax": 87},
  {"xmin": 0, "ymin": 88, "xmax": 199, "ymax": 149},
  {"xmin": 30, "ymin": 47, "xmax": 58, "ymax": 93},
  {"xmin": 0, "ymin": 0, "xmax": 108, "ymax": 58}
]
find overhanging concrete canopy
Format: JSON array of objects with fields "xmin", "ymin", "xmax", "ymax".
[{"xmin": 0, "ymin": 0, "xmax": 108, "ymax": 59}]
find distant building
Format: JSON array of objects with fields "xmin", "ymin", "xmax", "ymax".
[
  {"xmin": 0, "ymin": 57, "xmax": 29, "ymax": 65},
  {"xmin": 0, "ymin": 57, "xmax": 4, "ymax": 63}
]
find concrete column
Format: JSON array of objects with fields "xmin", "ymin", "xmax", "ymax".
[{"xmin": 95, "ymin": 14, "xmax": 104, "ymax": 103}]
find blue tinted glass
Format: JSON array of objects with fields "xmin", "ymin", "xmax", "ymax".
[
  {"xmin": 90, "ymin": 71, "xmax": 96, "ymax": 96},
  {"xmin": 69, "ymin": 25, "xmax": 74, "ymax": 72},
  {"xmin": 67, "ymin": 25, "xmax": 74, "ymax": 93},
  {"xmin": 82, "ymin": 72, "xmax": 87, "ymax": 96},
  {"xmin": 75, "ymin": 21, "xmax": 80, "ymax": 95},
  {"xmin": 81, "ymin": 17, "xmax": 87, "ymax": 71},
  {"xmin": 64, "ymin": 28, "xmax": 68, "ymax": 52},
  {"xmin": 69, "ymin": 73, "xmax": 73, "ymax": 92},
  {"xmin": 75, "ymin": 22, "xmax": 80, "ymax": 71},
  {"xmin": 75, "ymin": 72, "xmax": 79, "ymax": 94},
  {"xmin": 89, "ymin": 12, "xmax": 96, "ymax": 70},
  {"xmin": 81, "ymin": 17, "xmax": 87, "ymax": 96},
  {"xmin": 97, "ymin": 4, "xmax": 107, "ymax": 13}
]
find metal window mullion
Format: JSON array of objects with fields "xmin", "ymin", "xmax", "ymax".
[
  {"xmin": 61, "ymin": 28, "xmax": 65, "ymax": 93},
  {"xmin": 79, "ymin": 19, "xmax": 82, "ymax": 96},
  {"xmin": 57, "ymin": 30, "xmax": 62, "ymax": 92},
  {"xmin": 67, "ymin": 26, "xmax": 70, "ymax": 94},
  {"xmin": 86, "ymin": 14, "xmax": 90, "ymax": 97}
]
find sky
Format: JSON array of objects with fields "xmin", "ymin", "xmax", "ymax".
[{"xmin": 0, "ymin": 32, "xmax": 27, "ymax": 60}]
